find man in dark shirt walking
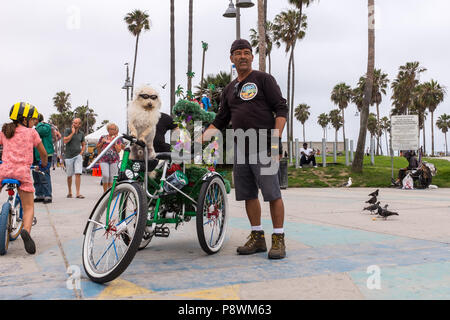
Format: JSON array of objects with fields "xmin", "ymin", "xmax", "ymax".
[{"xmin": 199, "ymin": 39, "xmax": 288, "ymax": 259}]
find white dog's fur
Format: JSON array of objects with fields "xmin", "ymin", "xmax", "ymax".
[{"xmin": 128, "ymin": 85, "xmax": 161, "ymax": 160}]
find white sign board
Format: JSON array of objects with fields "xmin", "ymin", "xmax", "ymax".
[
  {"xmin": 231, "ymin": 64, "xmax": 238, "ymax": 81},
  {"xmin": 391, "ymin": 115, "xmax": 419, "ymax": 150}
]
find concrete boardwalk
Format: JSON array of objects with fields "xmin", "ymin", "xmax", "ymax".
[{"xmin": 1, "ymin": 169, "xmax": 450, "ymax": 300}]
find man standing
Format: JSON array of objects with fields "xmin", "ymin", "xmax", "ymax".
[
  {"xmin": 299, "ymin": 143, "xmax": 317, "ymax": 168},
  {"xmin": 199, "ymin": 39, "xmax": 288, "ymax": 259},
  {"xmin": 63, "ymin": 118, "xmax": 86, "ymax": 198},
  {"xmin": 33, "ymin": 114, "xmax": 54, "ymax": 203}
]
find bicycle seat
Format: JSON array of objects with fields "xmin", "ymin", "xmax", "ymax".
[{"xmin": 1, "ymin": 179, "xmax": 21, "ymax": 187}]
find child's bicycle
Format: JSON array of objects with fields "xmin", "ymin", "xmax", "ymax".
[
  {"xmin": 82, "ymin": 134, "xmax": 229, "ymax": 283},
  {"xmin": 0, "ymin": 163, "xmax": 46, "ymax": 255}
]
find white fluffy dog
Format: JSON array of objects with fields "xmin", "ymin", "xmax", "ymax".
[{"xmin": 128, "ymin": 85, "xmax": 161, "ymax": 160}]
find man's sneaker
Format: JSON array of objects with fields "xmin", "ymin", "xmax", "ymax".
[
  {"xmin": 268, "ymin": 233, "xmax": 286, "ymax": 259},
  {"xmin": 237, "ymin": 231, "xmax": 267, "ymax": 255},
  {"xmin": 34, "ymin": 197, "xmax": 44, "ymax": 203},
  {"xmin": 314, "ymin": 165, "xmax": 318, "ymax": 168},
  {"xmin": 21, "ymin": 229, "xmax": 36, "ymax": 255}
]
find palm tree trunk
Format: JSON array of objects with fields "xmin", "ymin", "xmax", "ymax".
[
  {"xmin": 431, "ymin": 111, "xmax": 435, "ymax": 156},
  {"xmin": 201, "ymin": 47, "xmax": 206, "ymax": 94},
  {"xmin": 445, "ymin": 132, "xmax": 448, "ymax": 156},
  {"xmin": 341, "ymin": 108, "xmax": 346, "ymax": 147},
  {"xmin": 187, "ymin": 0, "xmax": 193, "ymax": 92},
  {"xmin": 286, "ymin": 49, "xmax": 292, "ymax": 160},
  {"xmin": 257, "ymin": 0, "xmax": 266, "ymax": 72},
  {"xmin": 303, "ymin": 123, "xmax": 306, "ymax": 143},
  {"xmin": 131, "ymin": 33, "xmax": 140, "ymax": 99},
  {"xmin": 290, "ymin": 47, "xmax": 295, "ymax": 146},
  {"xmin": 170, "ymin": 0, "xmax": 176, "ymax": 114},
  {"xmin": 423, "ymin": 118, "xmax": 426, "ymax": 155},
  {"xmin": 352, "ymin": 0, "xmax": 375, "ymax": 173},
  {"xmin": 268, "ymin": 53, "xmax": 272, "ymax": 74},
  {"xmin": 376, "ymin": 102, "xmax": 380, "ymax": 155},
  {"xmin": 385, "ymin": 128, "xmax": 389, "ymax": 155}
]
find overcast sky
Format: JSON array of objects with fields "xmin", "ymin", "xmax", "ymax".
[{"xmin": 1, "ymin": 0, "xmax": 449, "ymax": 153}]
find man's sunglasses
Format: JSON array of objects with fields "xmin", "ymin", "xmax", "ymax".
[{"xmin": 139, "ymin": 94, "xmax": 158, "ymax": 100}]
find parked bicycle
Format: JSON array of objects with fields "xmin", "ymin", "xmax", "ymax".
[
  {"xmin": 82, "ymin": 134, "xmax": 230, "ymax": 283},
  {"xmin": 0, "ymin": 163, "xmax": 45, "ymax": 255}
]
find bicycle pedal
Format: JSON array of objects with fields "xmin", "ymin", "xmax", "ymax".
[{"xmin": 154, "ymin": 226, "xmax": 170, "ymax": 237}]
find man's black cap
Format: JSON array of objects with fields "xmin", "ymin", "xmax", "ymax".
[{"xmin": 230, "ymin": 39, "xmax": 252, "ymax": 54}]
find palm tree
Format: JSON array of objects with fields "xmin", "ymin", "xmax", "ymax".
[
  {"xmin": 329, "ymin": 109, "xmax": 343, "ymax": 149},
  {"xmin": 124, "ymin": 10, "xmax": 151, "ymax": 99},
  {"xmin": 367, "ymin": 113, "xmax": 378, "ymax": 153},
  {"xmin": 187, "ymin": 0, "xmax": 193, "ymax": 93},
  {"xmin": 356, "ymin": 69, "xmax": 389, "ymax": 154},
  {"xmin": 249, "ymin": 22, "xmax": 280, "ymax": 74},
  {"xmin": 200, "ymin": 41, "xmax": 208, "ymax": 95},
  {"xmin": 294, "ymin": 103, "xmax": 310, "ymax": 143},
  {"xmin": 317, "ymin": 113, "xmax": 330, "ymax": 139},
  {"xmin": 436, "ymin": 114, "xmax": 450, "ymax": 156},
  {"xmin": 74, "ymin": 105, "xmax": 98, "ymax": 134},
  {"xmin": 420, "ymin": 80, "xmax": 446, "ymax": 156},
  {"xmin": 410, "ymin": 84, "xmax": 428, "ymax": 153},
  {"xmin": 53, "ymin": 91, "xmax": 71, "ymax": 113},
  {"xmin": 331, "ymin": 82, "xmax": 352, "ymax": 145},
  {"xmin": 380, "ymin": 116, "xmax": 390, "ymax": 155},
  {"xmin": 273, "ymin": 10, "xmax": 307, "ymax": 158},
  {"xmin": 391, "ymin": 61, "xmax": 427, "ymax": 116},
  {"xmin": 352, "ymin": 0, "xmax": 375, "ymax": 173}
]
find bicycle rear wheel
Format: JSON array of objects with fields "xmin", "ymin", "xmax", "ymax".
[
  {"xmin": 196, "ymin": 176, "xmax": 229, "ymax": 255},
  {"xmin": 0, "ymin": 203, "xmax": 12, "ymax": 255},
  {"xmin": 82, "ymin": 183, "xmax": 147, "ymax": 283}
]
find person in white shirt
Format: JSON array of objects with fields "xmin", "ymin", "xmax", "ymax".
[{"xmin": 299, "ymin": 143, "xmax": 317, "ymax": 168}]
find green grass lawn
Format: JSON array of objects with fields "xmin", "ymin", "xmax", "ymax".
[
  {"xmin": 213, "ymin": 155, "xmax": 450, "ymax": 188},
  {"xmin": 287, "ymin": 155, "xmax": 450, "ymax": 188}
]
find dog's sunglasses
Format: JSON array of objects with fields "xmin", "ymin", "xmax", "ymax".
[{"xmin": 139, "ymin": 94, "xmax": 158, "ymax": 100}]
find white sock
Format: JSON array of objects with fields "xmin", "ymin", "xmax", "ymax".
[
  {"xmin": 273, "ymin": 228, "xmax": 284, "ymax": 234},
  {"xmin": 251, "ymin": 225, "xmax": 263, "ymax": 231}
]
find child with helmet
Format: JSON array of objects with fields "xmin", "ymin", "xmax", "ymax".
[{"xmin": 0, "ymin": 102, "xmax": 48, "ymax": 254}]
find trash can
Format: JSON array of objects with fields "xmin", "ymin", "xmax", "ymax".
[{"xmin": 279, "ymin": 158, "xmax": 288, "ymax": 189}]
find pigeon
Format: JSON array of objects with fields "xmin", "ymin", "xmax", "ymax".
[
  {"xmin": 368, "ymin": 189, "xmax": 379, "ymax": 197},
  {"xmin": 363, "ymin": 202, "xmax": 381, "ymax": 214},
  {"xmin": 366, "ymin": 196, "xmax": 377, "ymax": 204},
  {"xmin": 377, "ymin": 205, "xmax": 399, "ymax": 220}
]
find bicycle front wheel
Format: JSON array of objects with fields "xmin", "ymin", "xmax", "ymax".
[
  {"xmin": 9, "ymin": 197, "xmax": 23, "ymax": 241},
  {"xmin": 196, "ymin": 176, "xmax": 229, "ymax": 255},
  {"xmin": 82, "ymin": 183, "xmax": 147, "ymax": 283},
  {"xmin": 0, "ymin": 203, "xmax": 11, "ymax": 255}
]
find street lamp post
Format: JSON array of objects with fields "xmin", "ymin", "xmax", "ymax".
[
  {"xmin": 122, "ymin": 62, "xmax": 132, "ymax": 134},
  {"xmin": 223, "ymin": 0, "xmax": 254, "ymax": 40}
]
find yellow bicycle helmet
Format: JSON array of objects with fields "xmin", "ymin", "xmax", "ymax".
[{"xmin": 9, "ymin": 102, "xmax": 39, "ymax": 121}]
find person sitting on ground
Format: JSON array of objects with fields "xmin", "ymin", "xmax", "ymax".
[
  {"xmin": 393, "ymin": 150, "xmax": 419, "ymax": 186},
  {"xmin": 299, "ymin": 143, "xmax": 317, "ymax": 168},
  {"xmin": 0, "ymin": 102, "xmax": 48, "ymax": 254}
]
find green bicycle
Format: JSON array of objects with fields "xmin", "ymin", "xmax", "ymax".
[{"xmin": 82, "ymin": 134, "xmax": 229, "ymax": 284}]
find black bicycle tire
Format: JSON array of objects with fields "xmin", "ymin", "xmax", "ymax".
[
  {"xmin": 196, "ymin": 176, "xmax": 228, "ymax": 255},
  {"xmin": 82, "ymin": 183, "xmax": 147, "ymax": 283}
]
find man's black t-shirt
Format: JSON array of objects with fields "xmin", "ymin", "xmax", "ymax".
[
  {"xmin": 212, "ymin": 70, "xmax": 288, "ymax": 131},
  {"xmin": 212, "ymin": 70, "xmax": 287, "ymax": 155},
  {"xmin": 154, "ymin": 113, "xmax": 178, "ymax": 152}
]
